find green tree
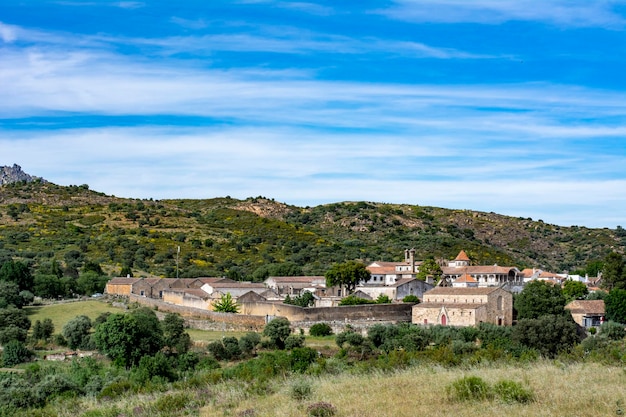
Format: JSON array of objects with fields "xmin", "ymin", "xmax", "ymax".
[
  {"xmin": 212, "ymin": 293, "xmax": 239, "ymax": 313},
  {"xmin": 33, "ymin": 274, "xmax": 65, "ymax": 299},
  {"xmin": 0, "ymin": 260, "xmax": 33, "ymax": 292},
  {"xmin": 284, "ymin": 291, "xmax": 315, "ymax": 307},
  {"xmin": 263, "ymin": 317, "xmax": 291, "ymax": 349},
  {"xmin": 562, "ymin": 280, "xmax": 588, "ymax": 303},
  {"xmin": 0, "ymin": 281, "xmax": 25, "ymax": 308},
  {"xmin": 0, "ymin": 306, "xmax": 31, "ymax": 344},
  {"xmin": 93, "ymin": 309, "xmax": 163, "ymax": 368},
  {"xmin": 2, "ymin": 340, "xmax": 32, "ymax": 366},
  {"xmin": 62, "ymin": 315, "xmax": 92, "ymax": 350},
  {"xmin": 376, "ymin": 294, "xmax": 392, "ymax": 304},
  {"xmin": 514, "ymin": 280, "xmax": 567, "ymax": 320},
  {"xmin": 325, "ymin": 260, "xmax": 370, "ymax": 294},
  {"xmin": 162, "ymin": 313, "xmax": 191, "ymax": 355},
  {"xmin": 602, "ymin": 252, "xmax": 626, "ymax": 290},
  {"xmin": 511, "ymin": 314, "xmax": 580, "ymax": 357},
  {"xmin": 32, "ymin": 318, "xmax": 54, "ymax": 342},
  {"xmin": 604, "ymin": 289, "xmax": 626, "ymax": 324},
  {"xmin": 417, "ymin": 257, "xmax": 443, "ymax": 282}
]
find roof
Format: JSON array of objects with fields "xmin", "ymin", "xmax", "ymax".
[
  {"xmin": 455, "ymin": 250, "xmax": 471, "ymax": 261},
  {"xmin": 426, "ymin": 286, "xmax": 504, "ymax": 296},
  {"xmin": 210, "ymin": 282, "xmax": 266, "ymax": 289},
  {"xmin": 267, "ymin": 276, "xmax": 325, "ymax": 283},
  {"xmin": 414, "ymin": 302, "xmax": 486, "ymax": 310},
  {"xmin": 164, "ymin": 288, "xmax": 211, "ymax": 299},
  {"xmin": 565, "ymin": 300, "xmax": 605, "ymax": 315},
  {"xmin": 455, "ymin": 273, "xmax": 477, "ymax": 283},
  {"xmin": 107, "ymin": 277, "xmax": 141, "ymax": 285},
  {"xmin": 442, "ymin": 265, "xmax": 519, "ymax": 275},
  {"xmin": 367, "ymin": 265, "xmax": 401, "ymax": 275}
]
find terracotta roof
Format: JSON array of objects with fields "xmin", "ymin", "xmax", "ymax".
[
  {"xmin": 455, "ymin": 274, "xmax": 477, "ymax": 283},
  {"xmin": 414, "ymin": 302, "xmax": 486, "ymax": 310},
  {"xmin": 268, "ymin": 276, "xmax": 325, "ymax": 283},
  {"xmin": 565, "ymin": 300, "xmax": 605, "ymax": 315},
  {"xmin": 442, "ymin": 265, "xmax": 519, "ymax": 275},
  {"xmin": 368, "ymin": 266, "xmax": 402, "ymax": 275},
  {"xmin": 426, "ymin": 287, "xmax": 503, "ymax": 296},
  {"xmin": 455, "ymin": 250, "xmax": 471, "ymax": 261},
  {"xmin": 210, "ymin": 282, "xmax": 266, "ymax": 289}
]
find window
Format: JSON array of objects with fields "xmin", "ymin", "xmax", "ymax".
[
  {"xmin": 140, "ymin": 290, "xmax": 145, "ymax": 296},
  {"xmin": 497, "ymin": 296, "xmax": 503, "ymax": 310}
]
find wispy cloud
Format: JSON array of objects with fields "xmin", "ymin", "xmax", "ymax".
[{"xmin": 382, "ymin": 0, "xmax": 626, "ymax": 28}]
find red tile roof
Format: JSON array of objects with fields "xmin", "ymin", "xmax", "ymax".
[{"xmin": 455, "ymin": 250, "xmax": 471, "ymax": 261}]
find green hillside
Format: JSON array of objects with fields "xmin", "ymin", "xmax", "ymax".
[{"xmin": 1, "ymin": 180, "xmax": 624, "ymax": 280}]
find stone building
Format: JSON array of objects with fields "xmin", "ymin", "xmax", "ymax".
[{"xmin": 412, "ymin": 286, "xmax": 513, "ymax": 327}]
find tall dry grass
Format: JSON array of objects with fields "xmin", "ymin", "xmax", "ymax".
[{"xmin": 202, "ymin": 361, "xmax": 626, "ymax": 417}]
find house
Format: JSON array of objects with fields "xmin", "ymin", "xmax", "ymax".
[
  {"xmin": 264, "ymin": 276, "xmax": 327, "ymax": 296},
  {"xmin": 412, "ymin": 286, "xmax": 513, "ymax": 327},
  {"xmin": 162, "ymin": 288, "xmax": 213, "ymax": 310},
  {"xmin": 565, "ymin": 300, "xmax": 605, "ymax": 328},
  {"xmin": 201, "ymin": 281, "xmax": 266, "ymax": 298},
  {"xmin": 356, "ymin": 277, "xmax": 433, "ymax": 301},
  {"xmin": 520, "ymin": 268, "xmax": 566, "ymax": 285},
  {"xmin": 442, "ymin": 250, "xmax": 522, "ymax": 289},
  {"xmin": 366, "ymin": 248, "xmax": 422, "ymax": 285},
  {"xmin": 105, "ymin": 277, "xmax": 141, "ymax": 296}
]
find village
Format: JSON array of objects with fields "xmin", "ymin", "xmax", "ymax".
[{"xmin": 105, "ymin": 249, "xmax": 606, "ymax": 332}]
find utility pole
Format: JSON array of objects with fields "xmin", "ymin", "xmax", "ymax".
[{"xmin": 176, "ymin": 245, "xmax": 180, "ymax": 278}]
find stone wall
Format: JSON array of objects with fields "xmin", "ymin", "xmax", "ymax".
[{"xmin": 128, "ymin": 294, "xmax": 266, "ymax": 331}]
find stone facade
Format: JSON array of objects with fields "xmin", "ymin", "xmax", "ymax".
[{"xmin": 412, "ymin": 286, "xmax": 513, "ymax": 327}]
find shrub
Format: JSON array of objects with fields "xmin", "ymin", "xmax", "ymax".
[
  {"xmin": 207, "ymin": 340, "xmax": 228, "ymax": 361},
  {"xmin": 285, "ymin": 334, "xmax": 305, "ymax": 350},
  {"xmin": 512, "ymin": 314, "xmax": 580, "ymax": 357},
  {"xmin": 600, "ymin": 321, "xmax": 626, "ymax": 341},
  {"xmin": 309, "ymin": 323, "xmax": 333, "ymax": 337},
  {"xmin": 290, "ymin": 378, "xmax": 313, "ymax": 400},
  {"xmin": 62, "ymin": 315, "xmax": 92, "ymax": 350},
  {"xmin": 2, "ymin": 340, "xmax": 32, "ymax": 367},
  {"xmin": 338, "ymin": 295, "xmax": 374, "ymax": 306},
  {"xmin": 307, "ymin": 402, "xmax": 337, "ymax": 417},
  {"xmin": 446, "ymin": 376, "xmax": 492, "ymax": 402},
  {"xmin": 263, "ymin": 317, "xmax": 291, "ymax": 350},
  {"xmin": 375, "ymin": 294, "xmax": 392, "ymax": 304},
  {"xmin": 239, "ymin": 332, "xmax": 261, "ymax": 356},
  {"xmin": 493, "ymin": 380, "xmax": 535, "ymax": 404},
  {"xmin": 152, "ymin": 392, "xmax": 191, "ymax": 413},
  {"xmin": 290, "ymin": 347, "xmax": 318, "ymax": 373},
  {"xmin": 402, "ymin": 294, "xmax": 420, "ymax": 303}
]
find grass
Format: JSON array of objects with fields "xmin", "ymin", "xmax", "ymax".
[
  {"xmin": 24, "ymin": 300, "xmax": 122, "ymax": 334},
  {"xmin": 201, "ymin": 361, "xmax": 626, "ymax": 417}
]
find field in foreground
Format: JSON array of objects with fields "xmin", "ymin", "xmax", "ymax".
[{"xmin": 201, "ymin": 361, "xmax": 626, "ymax": 417}]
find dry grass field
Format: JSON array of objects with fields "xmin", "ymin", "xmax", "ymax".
[{"xmin": 202, "ymin": 362, "xmax": 626, "ymax": 417}]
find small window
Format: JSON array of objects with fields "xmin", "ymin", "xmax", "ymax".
[{"xmin": 140, "ymin": 290, "xmax": 145, "ymax": 296}]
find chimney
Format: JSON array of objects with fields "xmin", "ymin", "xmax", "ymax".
[
  {"xmin": 404, "ymin": 249, "xmax": 409, "ymax": 263},
  {"xmin": 410, "ymin": 248, "xmax": 416, "ymax": 273}
]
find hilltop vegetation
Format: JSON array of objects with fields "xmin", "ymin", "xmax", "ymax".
[{"xmin": 1, "ymin": 180, "xmax": 625, "ymax": 280}]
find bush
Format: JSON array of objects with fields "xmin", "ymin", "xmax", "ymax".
[
  {"xmin": 493, "ymin": 380, "xmax": 535, "ymax": 404},
  {"xmin": 290, "ymin": 378, "xmax": 313, "ymax": 400},
  {"xmin": 512, "ymin": 314, "xmax": 580, "ymax": 357},
  {"xmin": 307, "ymin": 402, "xmax": 336, "ymax": 417},
  {"xmin": 2, "ymin": 340, "xmax": 32, "ymax": 367},
  {"xmin": 402, "ymin": 294, "xmax": 420, "ymax": 303},
  {"xmin": 338, "ymin": 295, "xmax": 375, "ymax": 306},
  {"xmin": 62, "ymin": 315, "xmax": 92, "ymax": 350},
  {"xmin": 239, "ymin": 332, "xmax": 261, "ymax": 356},
  {"xmin": 285, "ymin": 334, "xmax": 305, "ymax": 350},
  {"xmin": 600, "ymin": 321, "xmax": 626, "ymax": 340},
  {"xmin": 309, "ymin": 323, "xmax": 333, "ymax": 337},
  {"xmin": 290, "ymin": 347, "xmax": 318, "ymax": 373},
  {"xmin": 446, "ymin": 376, "xmax": 492, "ymax": 402},
  {"xmin": 263, "ymin": 318, "xmax": 291, "ymax": 350}
]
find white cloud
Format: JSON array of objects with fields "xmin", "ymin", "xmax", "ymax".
[
  {"xmin": 382, "ymin": 0, "xmax": 626, "ymax": 28},
  {"xmin": 0, "ymin": 22, "xmax": 18, "ymax": 43}
]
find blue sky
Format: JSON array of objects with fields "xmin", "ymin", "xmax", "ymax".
[{"xmin": 1, "ymin": 1, "xmax": 626, "ymax": 228}]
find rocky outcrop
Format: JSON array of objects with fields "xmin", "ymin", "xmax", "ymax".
[{"xmin": 0, "ymin": 164, "xmax": 44, "ymax": 185}]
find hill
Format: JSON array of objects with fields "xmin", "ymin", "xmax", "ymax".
[{"xmin": 1, "ymin": 177, "xmax": 625, "ymax": 279}]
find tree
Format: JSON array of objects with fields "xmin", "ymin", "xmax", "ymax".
[
  {"xmin": 0, "ymin": 260, "xmax": 33, "ymax": 292},
  {"xmin": 417, "ymin": 257, "xmax": 442, "ymax": 282},
  {"xmin": 562, "ymin": 280, "xmax": 588, "ymax": 303},
  {"xmin": 212, "ymin": 293, "xmax": 239, "ymax": 313},
  {"xmin": 602, "ymin": 252, "xmax": 626, "ymax": 290},
  {"xmin": 514, "ymin": 280, "xmax": 567, "ymax": 320},
  {"xmin": 284, "ymin": 291, "xmax": 315, "ymax": 307},
  {"xmin": 33, "ymin": 274, "xmax": 65, "ymax": 299},
  {"xmin": 263, "ymin": 317, "xmax": 291, "ymax": 349},
  {"xmin": 2, "ymin": 340, "xmax": 32, "ymax": 366},
  {"xmin": 62, "ymin": 315, "xmax": 92, "ymax": 350},
  {"xmin": 0, "ymin": 306, "xmax": 31, "ymax": 344},
  {"xmin": 93, "ymin": 309, "xmax": 163, "ymax": 368},
  {"xmin": 32, "ymin": 318, "xmax": 54, "ymax": 342},
  {"xmin": 512, "ymin": 314, "xmax": 580, "ymax": 357},
  {"xmin": 376, "ymin": 294, "xmax": 392, "ymax": 304},
  {"xmin": 325, "ymin": 260, "xmax": 370, "ymax": 294},
  {"xmin": 0, "ymin": 281, "xmax": 25, "ymax": 308},
  {"xmin": 162, "ymin": 313, "xmax": 191, "ymax": 355},
  {"xmin": 605, "ymin": 289, "xmax": 626, "ymax": 324}
]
